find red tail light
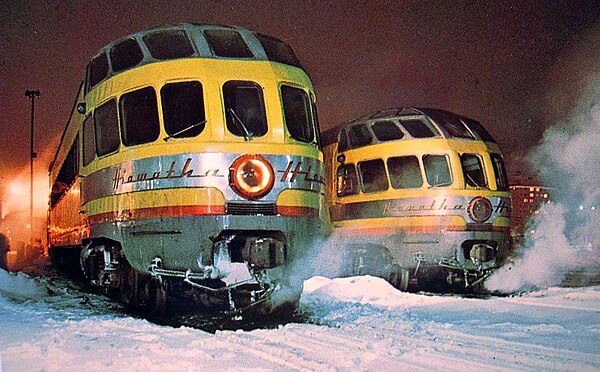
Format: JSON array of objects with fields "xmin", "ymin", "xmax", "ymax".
[{"xmin": 229, "ymin": 154, "xmax": 275, "ymax": 200}]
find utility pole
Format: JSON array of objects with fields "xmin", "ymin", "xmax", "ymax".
[{"xmin": 25, "ymin": 89, "xmax": 40, "ymax": 251}]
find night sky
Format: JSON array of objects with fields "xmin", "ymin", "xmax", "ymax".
[{"xmin": 2, "ymin": 0, "xmax": 600, "ymax": 188}]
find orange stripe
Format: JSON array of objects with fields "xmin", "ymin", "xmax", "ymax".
[
  {"xmin": 86, "ymin": 205, "xmax": 226, "ymax": 226},
  {"xmin": 342, "ymin": 225, "xmax": 510, "ymax": 235},
  {"xmin": 85, "ymin": 204, "xmax": 320, "ymax": 225},
  {"xmin": 276, "ymin": 205, "xmax": 320, "ymax": 217}
]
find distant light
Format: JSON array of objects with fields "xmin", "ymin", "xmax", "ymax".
[{"xmin": 579, "ymin": 205, "xmax": 584, "ymax": 211}]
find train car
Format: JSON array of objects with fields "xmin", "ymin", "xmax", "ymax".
[
  {"xmin": 322, "ymin": 107, "xmax": 511, "ymax": 291},
  {"xmin": 48, "ymin": 23, "xmax": 327, "ymax": 315}
]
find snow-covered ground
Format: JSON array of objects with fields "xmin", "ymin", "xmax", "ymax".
[{"xmin": 0, "ymin": 268, "xmax": 599, "ymax": 371}]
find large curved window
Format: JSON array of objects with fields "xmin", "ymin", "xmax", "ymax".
[
  {"xmin": 120, "ymin": 87, "xmax": 160, "ymax": 146},
  {"xmin": 371, "ymin": 120, "xmax": 404, "ymax": 141},
  {"xmin": 257, "ymin": 33, "xmax": 302, "ymax": 68},
  {"xmin": 423, "ymin": 154, "xmax": 452, "ymax": 187},
  {"xmin": 223, "ymin": 81, "xmax": 267, "ymax": 138},
  {"xmin": 388, "ymin": 156, "xmax": 423, "ymax": 189},
  {"xmin": 281, "ymin": 85, "xmax": 314, "ymax": 143},
  {"xmin": 143, "ymin": 29, "xmax": 195, "ymax": 60},
  {"xmin": 349, "ymin": 124, "xmax": 372, "ymax": 148},
  {"xmin": 95, "ymin": 99, "xmax": 120, "ymax": 156},
  {"xmin": 110, "ymin": 38, "xmax": 144, "ymax": 73},
  {"xmin": 88, "ymin": 51, "xmax": 109, "ymax": 89},
  {"xmin": 400, "ymin": 119, "xmax": 438, "ymax": 138},
  {"xmin": 358, "ymin": 159, "xmax": 388, "ymax": 193},
  {"xmin": 161, "ymin": 82, "xmax": 205, "ymax": 138},
  {"xmin": 204, "ymin": 29, "xmax": 253, "ymax": 58}
]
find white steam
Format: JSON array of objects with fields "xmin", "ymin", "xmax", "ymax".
[{"xmin": 486, "ymin": 24, "xmax": 600, "ymax": 292}]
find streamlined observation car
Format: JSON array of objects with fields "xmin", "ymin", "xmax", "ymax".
[
  {"xmin": 48, "ymin": 23, "xmax": 326, "ymax": 314},
  {"xmin": 322, "ymin": 108, "xmax": 511, "ymax": 290}
]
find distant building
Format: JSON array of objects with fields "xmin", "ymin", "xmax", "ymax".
[{"xmin": 509, "ymin": 173, "xmax": 551, "ymax": 238}]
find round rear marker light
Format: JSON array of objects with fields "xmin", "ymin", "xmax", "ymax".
[
  {"xmin": 229, "ymin": 154, "xmax": 275, "ymax": 200},
  {"xmin": 467, "ymin": 196, "xmax": 493, "ymax": 223}
]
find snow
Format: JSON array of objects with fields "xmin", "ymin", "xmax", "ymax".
[{"xmin": 1, "ymin": 268, "xmax": 599, "ymax": 371}]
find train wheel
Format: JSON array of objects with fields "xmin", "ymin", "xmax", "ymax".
[
  {"xmin": 390, "ymin": 265, "xmax": 412, "ymax": 292},
  {"xmin": 117, "ymin": 260, "xmax": 136, "ymax": 305}
]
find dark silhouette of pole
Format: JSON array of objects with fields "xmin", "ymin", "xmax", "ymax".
[{"xmin": 25, "ymin": 89, "xmax": 40, "ymax": 251}]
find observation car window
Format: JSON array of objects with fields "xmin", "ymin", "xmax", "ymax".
[
  {"xmin": 89, "ymin": 51, "xmax": 109, "ymax": 89},
  {"xmin": 388, "ymin": 156, "xmax": 423, "ymax": 189},
  {"xmin": 110, "ymin": 38, "xmax": 144, "ymax": 73},
  {"xmin": 120, "ymin": 87, "xmax": 160, "ymax": 146},
  {"xmin": 461, "ymin": 153, "xmax": 487, "ymax": 188},
  {"xmin": 143, "ymin": 29, "xmax": 195, "ymax": 60},
  {"xmin": 400, "ymin": 119, "xmax": 438, "ymax": 138},
  {"xmin": 204, "ymin": 29, "xmax": 254, "ymax": 58},
  {"xmin": 51, "ymin": 139, "xmax": 79, "ymax": 208},
  {"xmin": 257, "ymin": 33, "xmax": 302, "ymax": 68},
  {"xmin": 310, "ymin": 98, "xmax": 322, "ymax": 149},
  {"xmin": 423, "ymin": 154, "xmax": 452, "ymax": 187},
  {"xmin": 463, "ymin": 118, "xmax": 496, "ymax": 143},
  {"xmin": 491, "ymin": 153, "xmax": 509, "ymax": 191},
  {"xmin": 432, "ymin": 114, "xmax": 474, "ymax": 139},
  {"xmin": 371, "ymin": 120, "xmax": 404, "ymax": 141},
  {"xmin": 349, "ymin": 124, "xmax": 373, "ymax": 148},
  {"xmin": 358, "ymin": 159, "xmax": 389, "ymax": 193},
  {"xmin": 82, "ymin": 115, "xmax": 95, "ymax": 166},
  {"xmin": 95, "ymin": 99, "xmax": 120, "ymax": 156},
  {"xmin": 338, "ymin": 129, "xmax": 349, "ymax": 152},
  {"xmin": 281, "ymin": 85, "xmax": 314, "ymax": 143},
  {"xmin": 223, "ymin": 81, "xmax": 267, "ymax": 138},
  {"xmin": 161, "ymin": 82, "xmax": 206, "ymax": 138},
  {"xmin": 336, "ymin": 163, "xmax": 359, "ymax": 197}
]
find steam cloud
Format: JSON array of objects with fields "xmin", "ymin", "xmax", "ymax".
[{"xmin": 486, "ymin": 23, "xmax": 600, "ymax": 292}]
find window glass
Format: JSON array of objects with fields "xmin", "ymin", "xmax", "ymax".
[
  {"xmin": 463, "ymin": 118, "xmax": 496, "ymax": 143},
  {"xmin": 491, "ymin": 153, "xmax": 509, "ymax": 191},
  {"xmin": 461, "ymin": 153, "xmax": 487, "ymax": 188},
  {"xmin": 310, "ymin": 98, "xmax": 322, "ymax": 149},
  {"xmin": 349, "ymin": 124, "xmax": 373, "ymax": 148},
  {"xmin": 110, "ymin": 38, "xmax": 144, "ymax": 73},
  {"xmin": 120, "ymin": 87, "xmax": 160, "ymax": 146},
  {"xmin": 204, "ymin": 29, "xmax": 253, "ymax": 58},
  {"xmin": 281, "ymin": 85, "xmax": 314, "ymax": 143},
  {"xmin": 388, "ymin": 156, "xmax": 423, "ymax": 189},
  {"xmin": 82, "ymin": 115, "xmax": 95, "ymax": 166},
  {"xmin": 358, "ymin": 159, "xmax": 388, "ymax": 193},
  {"xmin": 52, "ymin": 139, "xmax": 79, "ymax": 207},
  {"xmin": 371, "ymin": 120, "xmax": 404, "ymax": 141},
  {"xmin": 256, "ymin": 33, "xmax": 302, "ymax": 68},
  {"xmin": 161, "ymin": 82, "xmax": 205, "ymax": 138},
  {"xmin": 427, "ymin": 111, "xmax": 474, "ymax": 138},
  {"xmin": 400, "ymin": 119, "xmax": 438, "ymax": 138},
  {"xmin": 423, "ymin": 154, "xmax": 452, "ymax": 187},
  {"xmin": 336, "ymin": 163, "xmax": 359, "ymax": 197},
  {"xmin": 143, "ymin": 29, "xmax": 195, "ymax": 60},
  {"xmin": 89, "ymin": 51, "xmax": 109, "ymax": 88},
  {"xmin": 223, "ymin": 81, "xmax": 267, "ymax": 138},
  {"xmin": 94, "ymin": 99, "xmax": 120, "ymax": 156},
  {"xmin": 338, "ymin": 129, "xmax": 348, "ymax": 152}
]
